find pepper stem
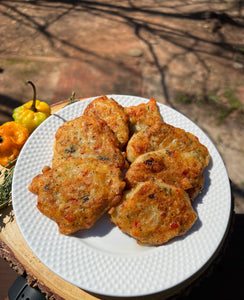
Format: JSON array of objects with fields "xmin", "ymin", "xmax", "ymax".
[{"xmin": 27, "ymin": 81, "xmax": 37, "ymax": 112}]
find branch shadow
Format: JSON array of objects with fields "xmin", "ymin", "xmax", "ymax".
[
  {"xmin": 0, "ymin": 95, "xmax": 23, "ymax": 123},
  {"xmin": 0, "ymin": 0, "xmax": 243, "ymax": 104}
]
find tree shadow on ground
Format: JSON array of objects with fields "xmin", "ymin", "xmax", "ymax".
[
  {"xmin": 0, "ymin": 95, "xmax": 23, "ymax": 123},
  {"xmin": 0, "ymin": 0, "xmax": 244, "ymax": 105}
]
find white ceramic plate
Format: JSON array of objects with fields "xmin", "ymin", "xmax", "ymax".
[{"xmin": 12, "ymin": 95, "xmax": 231, "ymax": 297}]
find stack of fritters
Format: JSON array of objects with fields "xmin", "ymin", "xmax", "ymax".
[
  {"xmin": 29, "ymin": 96, "xmax": 210, "ymax": 245},
  {"xmin": 29, "ymin": 96, "xmax": 128, "ymax": 234},
  {"xmin": 110, "ymin": 98, "xmax": 209, "ymax": 245}
]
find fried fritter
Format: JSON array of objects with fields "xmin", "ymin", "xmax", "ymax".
[
  {"xmin": 124, "ymin": 97, "xmax": 163, "ymax": 133},
  {"xmin": 52, "ymin": 114, "xmax": 126, "ymax": 169},
  {"xmin": 83, "ymin": 96, "xmax": 129, "ymax": 148},
  {"xmin": 29, "ymin": 158, "xmax": 126, "ymax": 235},
  {"xmin": 110, "ymin": 180, "xmax": 197, "ymax": 245},
  {"xmin": 125, "ymin": 149, "xmax": 206, "ymax": 201},
  {"xmin": 126, "ymin": 122, "xmax": 210, "ymax": 165}
]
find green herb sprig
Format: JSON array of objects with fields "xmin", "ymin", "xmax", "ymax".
[{"xmin": 67, "ymin": 91, "xmax": 77, "ymax": 105}]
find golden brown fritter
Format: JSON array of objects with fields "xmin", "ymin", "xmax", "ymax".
[
  {"xmin": 52, "ymin": 114, "xmax": 126, "ymax": 169},
  {"xmin": 110, "ymin": 180, "xmax": 197, "ymax": 245},
  {"xmin": 28, "ymin": 96, "xmax": 209, "ymax": 244},
  {"xmin": 83, "ymin": 96, "xmax": 129, "ymax": 148},
  {"xmin": 124, "ymin": 97, "xmax": 163, "ymax": 134},
  {"xmin": 125, "ymin": 149, "xmax": 207, "ymax": 201},
  {"xmin": 29, "ymin": 158, "xmax": 126, "ymax": 235},
  {"xmin": 126, "ymin": 121, "xmax": 210, "ymax": 165}
]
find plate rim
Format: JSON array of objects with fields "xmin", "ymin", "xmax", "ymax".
[{"xmin": 12, "ymin": 95, "xmax": 232, "ymax": 297}]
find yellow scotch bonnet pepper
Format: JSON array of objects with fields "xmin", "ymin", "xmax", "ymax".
[
  {"xmin": 12, "ymin": 81, "xmax": 51, "ymax": 133},
  {"xmin": 0, "ymin": 121, "xmax": 29, "ymax": 167}
]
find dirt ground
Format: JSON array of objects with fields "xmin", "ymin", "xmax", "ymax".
[{"xmin": 0, "ymin": 0, "xmax": 244, "ymax": 212}]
